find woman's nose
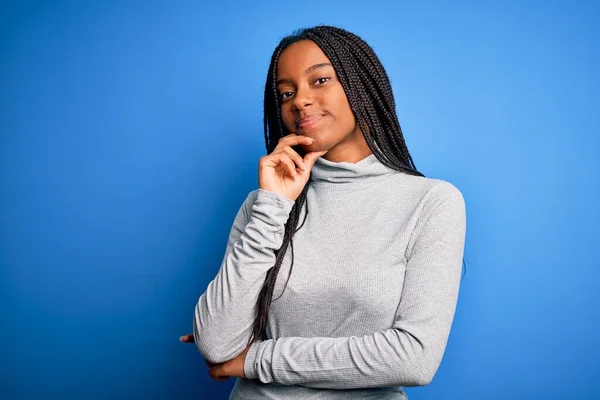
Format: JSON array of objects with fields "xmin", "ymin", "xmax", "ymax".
[{"xmin": 292, "ymin": 86, "xmax": 314, "ymax": 111}]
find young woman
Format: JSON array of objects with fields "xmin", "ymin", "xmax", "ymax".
[{"xmin": 181, "ymin": 25, "xmax": 466, "ymax": 399}]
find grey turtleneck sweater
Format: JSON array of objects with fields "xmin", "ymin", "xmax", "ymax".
[{"xmin": 193, "ymin": 153, "xmax": 467, "ymax": 399}]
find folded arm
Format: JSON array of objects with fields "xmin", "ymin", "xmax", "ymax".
[
  {"xmin": 193, "ymin": 189, "xmax": 295, "ymax": 363},
  {"xmin": 243, "ymin": 182, "xmax": 467, "ymax": 388}
]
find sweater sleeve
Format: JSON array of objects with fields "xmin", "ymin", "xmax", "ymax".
[
  {"xmin": 193, "ymin": 189, "xmax": 295, "ymax": 363},
  {"xmin": 243, "ymin": 181, "xmax": 466, "ymax": 388}
]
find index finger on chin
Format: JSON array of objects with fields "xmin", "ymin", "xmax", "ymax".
[{"xmin": 275, "ymin": 134, "xmax": 314, "ymax": 150}]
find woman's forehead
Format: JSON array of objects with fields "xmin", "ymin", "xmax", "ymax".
[{"xmin": 277, "ymin": 40, "xmax": 332, "ymax": 77}]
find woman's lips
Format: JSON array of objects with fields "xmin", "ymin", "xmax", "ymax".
[{"xmin": 296, "ymin": 114, "xmax": 323, "ymax": 130}]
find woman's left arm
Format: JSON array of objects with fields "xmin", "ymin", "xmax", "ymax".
[{"xmin": 244, "ymin": 182, "xmax": 467, "ymax": 389}]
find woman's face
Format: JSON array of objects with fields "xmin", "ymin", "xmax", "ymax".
[{"xmin": 276, "ymin": 40, "xmax": 370, "ymax": 162}]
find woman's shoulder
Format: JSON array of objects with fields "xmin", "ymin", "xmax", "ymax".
[
  {"xmin": 391, "ymin": 172, "xmax": 464, "ymax": 203},
  {"xmin": 410, "ymin": 176, "xmax": 466, "ymax": 216},
  {"xmin": 423, "ymin": 177, "xmax": 464, "ymax": 201}
]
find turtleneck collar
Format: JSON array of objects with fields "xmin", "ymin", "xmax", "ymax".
[{"xmin": 310, "ymin": 152, "xmax": 396, "ymax": 184}]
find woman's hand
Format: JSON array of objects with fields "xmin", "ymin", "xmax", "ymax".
[
  {"xmin": 180, "ymin": 334, "xmax": 256, "ymax": 381},
  {"xmin": 206, "ymin": 340, "xmax": 255, "ymax": 381},
  {"xmin": 259, "ymin": 134, "xmax": 328, "ymax": 201}
]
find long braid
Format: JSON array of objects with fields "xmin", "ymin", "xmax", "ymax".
[
  {"xmin": 248, "ymin": 26, "xmax": 426, "ymax": 345},
  {"xmin": 329, "ymin": 27, "xmax": 418, "ymax": 171},
  {"xmin": 309, "ymin": 28, "xmax": 421, "ymax": 174}
]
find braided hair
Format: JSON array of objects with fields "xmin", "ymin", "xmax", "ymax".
[{"xmin": 247, "ymin": 25, "xmax": 426, "ymax": 345}]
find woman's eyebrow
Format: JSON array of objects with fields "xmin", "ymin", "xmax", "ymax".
[
  {"xmin": 304, "ymin": 62, "xmax": 332, "ymax": 74},
  {"xmin": 277, "ymin": 63, "xmax": 333, "ymax": 86}
]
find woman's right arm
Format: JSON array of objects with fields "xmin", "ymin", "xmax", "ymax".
[
  {"xmin": 192, "ymin": 188, "xmax": 295, "ymax": 364},
  {"xmin": 194, "ymin": 134, "xmax": 327, "ymax": 363}
]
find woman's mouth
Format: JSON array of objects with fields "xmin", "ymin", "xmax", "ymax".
[{"xmin": 296, "ymin": 114, "xmax": 323, "ymax": 130}]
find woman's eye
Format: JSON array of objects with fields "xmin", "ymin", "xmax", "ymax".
[
  {"xmin": 279, "ymin": 91, "xmax": 293, "ymax": 101},
  {"xmin": 315, "ymin": 77, "xmax": 330, "ymax": 85}
]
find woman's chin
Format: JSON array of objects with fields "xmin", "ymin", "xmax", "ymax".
[
  {"xmin": 301, "ymin": 143, "xmax": 327, "ymax": 153},
  {"xmin": 298, "ymin": 135, "xmax": 326, "ymax": 150}
]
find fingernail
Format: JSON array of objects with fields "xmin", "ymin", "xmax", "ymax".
[{"xmin": 302, "ymin": 161, "xmax": 306, "ymax": 170}]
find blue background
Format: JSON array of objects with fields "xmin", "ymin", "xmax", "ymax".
[{"xmin": 1, "ymin": 0, "xmax": 598, "ymax": 398}]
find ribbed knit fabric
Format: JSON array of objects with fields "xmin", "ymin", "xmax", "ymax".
[{"xmin": 193, "ymin": 153, "xmax": 467, "ymax": 399}]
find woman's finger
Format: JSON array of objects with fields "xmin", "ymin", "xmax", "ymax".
[
  {"xmin": 303, "ymin": 150, "xmax": 329, "ymax": 170},
  {"xmin": 272, "ymin": 145, "xmax": 306, "ymax": 172},
  {"xmin": 272, "ymin": 153, "xmax": 299, "ymax": 179},
  {"xmin": 274, "ymin": 134, "xmax": 314, "ymax": 151},
  {"xmin": 209, "ymin": 366, "xmax": 230, "ymax": 381},
  {"xmin": 179, "ymin": 334, "xmax": 194, "ymax": 343}
]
